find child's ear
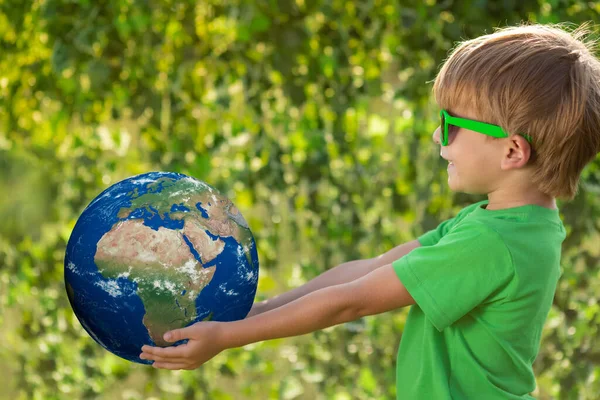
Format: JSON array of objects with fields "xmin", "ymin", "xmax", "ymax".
[{"xmin": 500, "ymin": 136, "xmax": 531, "ymax": 170}]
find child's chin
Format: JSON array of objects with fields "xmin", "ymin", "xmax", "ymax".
[
  {"xmin": 447, "ymin": 176, "xmax": 459, "ymax": 191},
  {"xmin": 447, "ymin": 179, "xmax": 472, "ymax": 194}
]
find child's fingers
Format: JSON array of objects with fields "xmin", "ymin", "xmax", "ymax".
[
  {"xmin": 140, "ymin": 352, "xmax": 187, "ymax": 363},
  {"xmin": 152, "ymin": 361, "xmax": 193, "ymax": 370},
  {"xmin": 141, "ymin": 344, "xmax": 188, "ymax": 358}
]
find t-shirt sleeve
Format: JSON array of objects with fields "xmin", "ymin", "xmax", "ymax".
[
  {"xmin": 418, "ymin": 217, "xmax": 459, "ymax": 247},
  {"xmin": 417, "ymin": 202, "xmax": 485, "ymax": 247},
  {"xmin": 394, "ymin": 221, "xmax": 514, "ymax": 331}
]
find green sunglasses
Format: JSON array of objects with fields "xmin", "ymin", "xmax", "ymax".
[{"xmin": 440, "ymin": 109, "xmax": 532, "ymax": 146}]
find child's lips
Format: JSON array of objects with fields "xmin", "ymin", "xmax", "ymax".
[{"xmin": 441, "ymin": 154, "xmax": 454, "ymax": 169}]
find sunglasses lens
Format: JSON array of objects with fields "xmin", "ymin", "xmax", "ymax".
[{"xmin": 440, "ymin": 113, "xmax": 446, "ymax": 145}]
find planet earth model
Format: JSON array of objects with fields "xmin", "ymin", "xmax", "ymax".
[{"xmin": 64, "ymin": 172, "xmax": 259, "ymax": 364}]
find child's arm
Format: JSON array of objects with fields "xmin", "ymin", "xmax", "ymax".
[
  {"xmin": 140, "ymin": 262, "xmax": 414, "ymax": 370},
  {"xmin": 248, "ymin": 239, "xmax": 421, "ymax": 317}
]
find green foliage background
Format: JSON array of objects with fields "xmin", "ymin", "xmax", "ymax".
[{"xmin": 1, "ymin": 0, "xmax": 599, "ymax": 399}]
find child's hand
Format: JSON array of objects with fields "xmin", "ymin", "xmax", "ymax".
[{"xmin": 140, "ymin": 321, "xmax": 225, "ymax": 370}]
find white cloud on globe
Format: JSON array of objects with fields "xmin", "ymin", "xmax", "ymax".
[
  {"xmin": 219, "ymin": 283, "xmax": 238, "ymax": 296},
  {"xmin": 95, "ymin": 279, "xmax": 123, "ymax": 297}
]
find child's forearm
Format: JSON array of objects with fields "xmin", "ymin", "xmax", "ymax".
[
  {"xmin": 223, "ymin": 264, "xmax": 413, "ymax": 350},
  {"xmin": 227, "ymin": 283, "xmax": 362, "ymax": 348},
  {"xmin": 248, "ymin": 240, "xmax": 421, "ymax": 318},
  {"xmin": 248, "ymin": 259, "xmax": 373, "ymax": 317}
]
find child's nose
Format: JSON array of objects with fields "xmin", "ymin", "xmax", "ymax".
[{"xmin": 432, "ymin": 127, "xmax": 441, "ymax": 145}]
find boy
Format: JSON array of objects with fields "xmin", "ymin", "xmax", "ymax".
[{"xmin": 141, "ymin": 23, "xmax": 600, "ymax": 398}]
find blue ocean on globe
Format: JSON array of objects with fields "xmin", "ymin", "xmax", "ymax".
[{"xmin": 64, "ymin": 172, "xmax": 259, "ymax": 364}]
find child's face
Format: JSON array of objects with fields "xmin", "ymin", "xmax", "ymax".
[{"xmin": 433, "ymin": 108, "xmax": 506, "ymax": 195}]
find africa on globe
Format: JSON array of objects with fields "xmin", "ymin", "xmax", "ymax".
[{"xmin": 64, "ymin": 172, "xmax": 259, "ymax": 364}]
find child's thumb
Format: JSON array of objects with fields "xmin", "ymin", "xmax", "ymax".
[{"xmin": 163, "ymin": 328, "xmax": 187, "ymax": 342}]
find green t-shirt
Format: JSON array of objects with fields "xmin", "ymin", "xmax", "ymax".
[{"xmin": 392, "ymin": 200, "xmax": 566, "ymax": 399}]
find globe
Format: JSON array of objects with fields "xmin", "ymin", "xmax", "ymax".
[{"xmin": 64, "ymin": 172, "xmax": 259, "ymax": 364}]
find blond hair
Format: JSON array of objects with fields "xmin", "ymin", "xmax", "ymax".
[{"xmin": 433, "ymin": 23, "xmax": 600, "ymax": 200}]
